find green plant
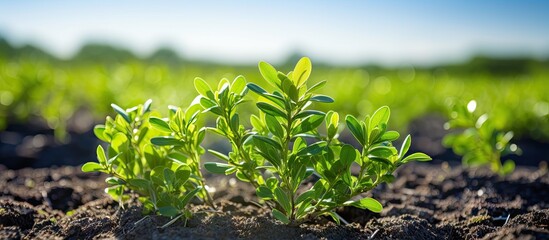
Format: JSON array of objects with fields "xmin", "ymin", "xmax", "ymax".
[
  {"xmin": 194, "ymin": 75, "xmax": 264, "ymax": 187},
  {"xmin": 81, "ymin": 99, "xmax": 213, "ymax": 225},
  {"xmin": 443, "ymin": 100, "xmax": 521, "ymax": 176},
  {"xmin": 196, "ymin": 57, "xmax": 431, "ymax": 225}
]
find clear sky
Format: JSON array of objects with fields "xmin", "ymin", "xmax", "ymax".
[{"xmin": 1, "ymin": 0, "xmax": 548, "ymax": 65}]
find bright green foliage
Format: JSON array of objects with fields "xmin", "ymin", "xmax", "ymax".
[
  {"xmin": 2, "ymin": 55, "xmax": 549, "ymax": 143},
  {"xmin": 198, "ymin": 57, "xmax": 431, "ymax": 225},
  {"xmin": 443, "ymin": 100, "xmax": 521, "ymax": 176},
  {"xmin": 82, "ymin": 99, "xmax": 212, "ymax": 223},
  {"xmin": 194, "ymin": 75, "xmax": 265, "ymax": 187}
]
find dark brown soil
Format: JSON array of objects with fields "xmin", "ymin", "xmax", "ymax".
[{"xmin": 1, "ymin": 163, "xmax": 548, "ymax": 240}]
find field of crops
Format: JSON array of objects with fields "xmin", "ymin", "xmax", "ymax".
[
  {"xmin": 2, "ymin": 42, "xmax": 549, "ymax": 240},
  {"xmin": 1, "ymin": 46, "xmax": 548, "ymax": 143}
]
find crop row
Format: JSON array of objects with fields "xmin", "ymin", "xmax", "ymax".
[{"xmin": 1, "ymin": 57, "xmax": 548, "ymax": 141}]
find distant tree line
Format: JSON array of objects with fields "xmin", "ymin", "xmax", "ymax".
[{"xmin": 1, "ymin": 36, "xmax": 548, "ymax": 76}]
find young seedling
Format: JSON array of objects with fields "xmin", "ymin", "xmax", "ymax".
[
  {"xmin": 198, "ymin": 57, "xmax": 431, "ymax": 225},
  {"xmin": 82, "ymin": 100, "xmax": 213, "ymax": 225},
  {"xmin": 443, "ymin": 100, "xmax": 521, "ymax": 176}
]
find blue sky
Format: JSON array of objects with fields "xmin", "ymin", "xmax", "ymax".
[{"xmin": 1, "ymin": 0, "xmax": 548, "ymax": 65}]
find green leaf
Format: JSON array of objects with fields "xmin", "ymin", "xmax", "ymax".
[
  {"xmin": 246, "ymin": 82, "xmax": 268, "ymax": 95},
  {"xmin": 158, "ymin": 206, "xmax": 180, "ymax": 217},
  {"xmin": 81, "ymin": 162, "xmax": 104, "ymax": 172},
  {"xmin": 401, "ymin": 152, "xmax": 432, "ymax": 163},
  {"xmin": 181, "ymin": 187, "xmax": 202, "ymax": 207},
  {"xmin": 175, "ymin": 167, "xmax": 191, "ymax": 184},
  {"xmin": 381, "ymin": 174, "xmax": 396, "ymax": 183},
  {"xmin": 369, "ymin": 156, "xmax": 393, "ymax": 166},
  {"xmin": 231, "ymin": 75, "xmax": 247, "ymax": 95},
  {"xmin": 204, "ymin": 162, "xmax": 232, "ymax": 174},
  {"xmin": 326, "ymin": 111, "xmax": 339, "ymax": 127},
  {"xmin": 142, "ymin": 99, "xmax": 153, "ymax": 114},
  {"xmin": 150, "ymin": 166, "xmax": 165, "ymax": 185},
  {"xmin": 111, "ymin": 103, "xmax": 131, "ymax": 123},
  {"xmin": 96, "ymin": 145, "xmax": 107, "ymax": 165},
  {"xmin": 306, "ymin": 80, "xmax": 327, "ymax": 94},
  {"xmin": 369, "ymin": 106, "xmax": 390, "ymax": 131},
  {"xmin": 128, "ymin": 178, "xmax": 150, "ymax": 190},
  {"xmin": 295, "ymin": 189, "xmax": 315, "ymax": 205},
  {"xmin": 279, "ymin": 74, "xmax": 295, "ymax": 97},
  {"xmin": 380, "ymin": 131, "xmax": 400, "ymax": 141},
  {"xmin": 199, "ymin": 97, "xmax": 217, "ymax": 109},
  {"xmin": 265, "ymin": 114, "xmax": 284, "ymax": 138},
  {"xmin": 109, "ymin": 132, "xmax": 128, "ymax": 156},
  {"xmin": 325, "ymin": 211, "xmax": 341, "ymax": 225},
  {"xmin": 236, "ymin": 171, "xmax": 251, "ymax": 182},
  {"xmin": 345, "ymin": 197, "xmax": 383, "ymax": 213},
  {"xmin": 196, "ymin": 128, "xmax": 206, "ymax": 145},
  {"xmin": 339, "ymin": 144, "xmax": 357, "ymax": 167},
  {"xmin": 345, "ymin": 115, "xmax": 365, "ymax": 146},
  {"xmin": 254, "ymin": 135, "xmax": 283, "ymax": 151},
  {"xmin": 293, "ymin": 57, "xmax": 312, "ymax": 87},
  {"xmin": 218, "ymin": 78, "xmax": 230, "ymax": 91},
  {"xmin": 293, "ymin": 110, "xmax": 325, "ymax": 120},
  {"xmin": 167, "ymin": 152, "xmax": 188, "ymax": 164},
  {"xmin": 164, "ymin": 168, "xmax": 175, "ymax": 187},
  {"xmin": 272, "ymin": 209, "xmax": 290, "ymax": 224},
  {"xmin": 107, "ymin": 153, "xmax": 121, "ymax": 165},
  {"xmin": 94, "ymin": 125, "xmax": 109, "ymax": 142},
  {"xmin": 230, "ymin": 113, "xmax": 240, "ymax": 132},
  {"xmin": 311, "ymin": 179, "xmax": 327, "ymax": 198},
  {"xmin": 208, "ymin": 149, "xmax": 230, "ymax": 162},
  {"xmin": 136, "ymin": 126, "xmax": 149, "ymax": 145},
  {"xmin": 257, "ymin": 102, "xmax": 287, "ymax": 118},
  {"xmin": 292, "ymin": 137, "xmax": 307, "ymax": 153},
  {"xmin": 399, "ymin": 134, "xmax": 411, "ymax": 159},
  {"xmin": 256, "ymin": 186, "xmax": 273, "ymax": 200},
  {"xmin": 185, "ymin": 105, "xmax": 201, "ymax": 123},
  {"xmin": 105, "ymin": 177, "xmax": 124, "ymax": 185},
  {"xmin": 149, "ymin": 117, "xmax": 171, "ymax": 132},
  {"xmin": 250, "ymin": 114, "xmax": 266, "ymax": 133},
  {"xmin": 296, "ymin": 141, "xmax": 326, "ymax": 157},
  {"xmin": 194, "ymin": 77, "xmax": 213, "ymax": 98},
  {"xmin": 258, "ymin": 61, "xmax": 281, "ymax": 88},
  {"xmin": 370, "ymin": 146, "xmax": 396, "ymax": 159},
  {"xmin": 292, "ymin": 114, "xmax": 324, "ymax": 135},
  {"xmin": 310, "ymin": 95, "xmax": 334, "ymax": 103},
  {"xmin": 204, "ymin": 106, "xmax": 222, "ymax": 115},
  {"xmin": 295, "ymin": 198, "xmax": 313, "ymax": 219},
  {"xmin": 150, "ymin": 136, "xmax": 184, "ymax": 146},
  {"xmin": 274, "ymin": 188, "xmax": 292, "ymax": 214},
  {"xmin": 326, "ymin": 111, "xmax": 339, "ymax": 139},
  {"xmin": 261, "ymin": 93, "xmax": 286, "ymax": 109},
  {"xmin": 368, "ymin": 124, "xmax": 385, "ymax": 144}
]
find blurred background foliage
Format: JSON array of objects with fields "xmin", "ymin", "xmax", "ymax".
[{"xmin": 1, "ymin": 36, "xmax": 548, "ymax": 144}]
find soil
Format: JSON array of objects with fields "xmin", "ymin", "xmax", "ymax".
[{"xmin": 1, "ymin": 163, "xmax": 548, "ymax": 240}]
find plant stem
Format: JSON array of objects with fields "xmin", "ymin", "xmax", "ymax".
[{"xmin": 192, "ymin": 151, "xmax": 216, "ymax": 209}]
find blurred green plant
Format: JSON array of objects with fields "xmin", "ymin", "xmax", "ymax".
[
  {"xmin": 1, "ymin": 54, "xmax": 549, "ymax": 143},
  {"xmin": 196, "ymin": 57, "xmax": 431, "ymax": 225},
  {"xmin": 81, "ymin": 100, "xmax": 213, "ymax": 226},
  {"xmin": 443, "ymin": 100, "xmax": 522, "ymax": 176}
]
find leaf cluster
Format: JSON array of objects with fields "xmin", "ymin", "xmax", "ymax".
[
  {"xmin": 443, "ymin": 100, "xmax": 521, "ymax": 176},
  {"xmin": 196, "ymin": 57, "xmax": 431, "ymax": 225},
  {"xmin": 82, "ymin": 100, "xmax": 213, "ymax": 222},
  {"xmin": 81, "ymin": 57, "xmax": 431, "ymax": 226}
]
